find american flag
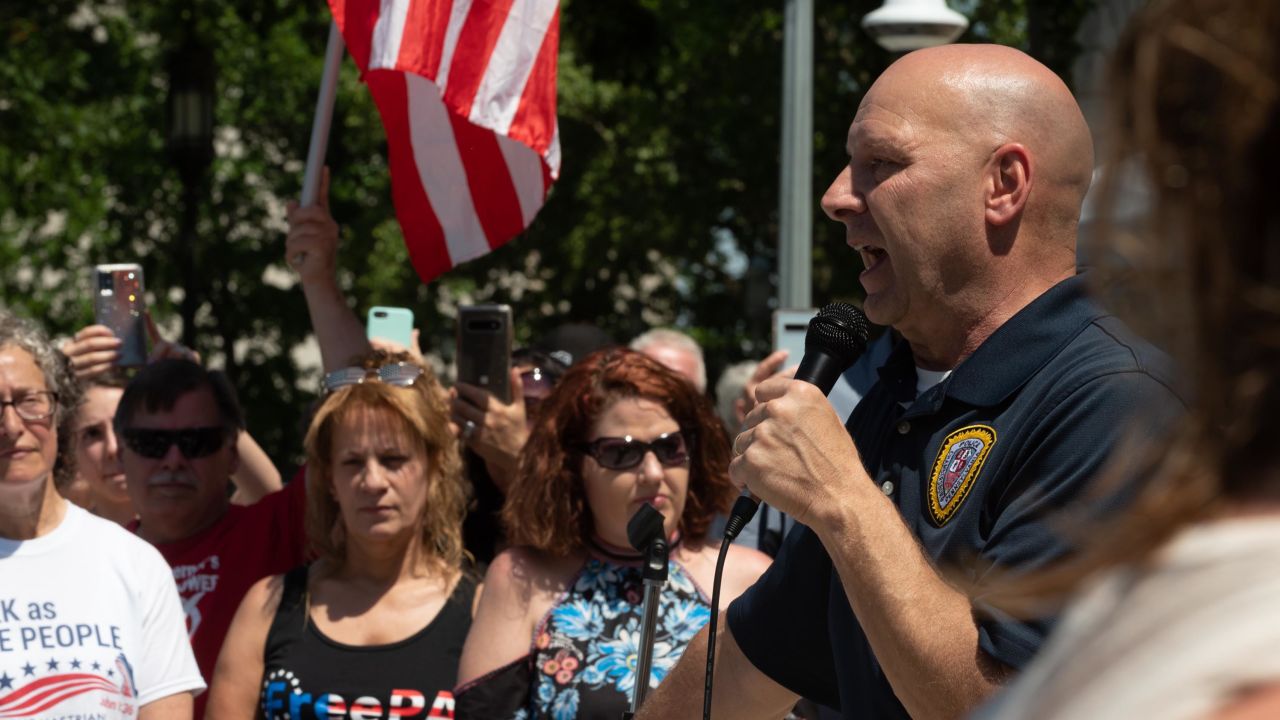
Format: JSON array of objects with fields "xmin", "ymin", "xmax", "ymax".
[
  {"xmin": 0, "ymin": 673, "xmax": 119, "ymax": 718},
  {"xmin": 327, "ymin": 0, "xmax": 561, "ymax": 283}
]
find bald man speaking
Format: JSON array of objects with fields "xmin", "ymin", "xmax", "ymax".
[{"xmin": 637, "ymin": 46, "xmax": 1181, "ymax": 720}]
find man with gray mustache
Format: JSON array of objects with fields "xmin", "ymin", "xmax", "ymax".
[{"xmin": 116, "ymin": 359, "xmax": 307, "ymax": 717}]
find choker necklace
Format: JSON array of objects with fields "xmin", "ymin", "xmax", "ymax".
[{"xmin": 587, "ymin": 532, "xmax": 682, "ymax": 563}]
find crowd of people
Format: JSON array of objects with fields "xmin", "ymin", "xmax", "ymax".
[{"xmin": 2, "ymin": 0, "xmax": 1277, "ymax": 717}]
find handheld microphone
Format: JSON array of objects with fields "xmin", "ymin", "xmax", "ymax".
[
  {"xmin": 722, "ymin": 303, "xmax": 870, "ymax": 540},
  {"xmin": 704, "ymin": 304, "xmax": 871, "ymax": 719}
]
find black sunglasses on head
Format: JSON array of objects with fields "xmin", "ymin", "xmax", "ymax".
[
  {"xmin": 121, "ymin": 427, "xmax": 230, "ymax": 459},
  {"xmin": 581, "ymin": 431, "xmax": 690, "ymax": 471}
]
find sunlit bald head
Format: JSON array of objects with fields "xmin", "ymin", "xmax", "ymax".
[
  {"xmin": 821, "ymin": 44, "xmax": 1095, "ymax": 365},
  {"xmin": 872, "ymin": 44, "xmax": 1095, "ymax": 246}
]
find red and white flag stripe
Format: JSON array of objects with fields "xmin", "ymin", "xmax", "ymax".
[
  {"xmin": 0, "ymin": 674, "xmax": 120, "ymax": 718},
  {"xmin": 328, "ymin": 0, "xmax": 560, "ymax": 282}
]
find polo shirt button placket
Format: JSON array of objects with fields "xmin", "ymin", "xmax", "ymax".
[{"xmin": 880, "ymin": 480, "xmax": 895, "ymax": 496}]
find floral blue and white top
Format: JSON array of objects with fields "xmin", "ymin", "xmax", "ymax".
[
  {"xmin": 524, "ymin": 555, "xmax": 711, "ymax": 719},
  {"xmin": 456, "ymin": 554, "xmax": 712, "ymax": 720}
]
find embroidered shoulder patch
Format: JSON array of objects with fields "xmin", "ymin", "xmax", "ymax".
[{"xmin": 927, "ymin": 425, "xmax": 996, "ymax": 526}]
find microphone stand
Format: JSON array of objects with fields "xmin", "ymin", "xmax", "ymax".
[{"xmin": 624, "ymin": 504, "xmax": 669, "ymax": 720}]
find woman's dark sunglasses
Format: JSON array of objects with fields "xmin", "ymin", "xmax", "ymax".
[
  {"xmin": 121, "ymin": 427, "xmax": 230, "ymax": 459},
  {"xmin": 581, "ymin": 432, "xmax": 689, "ymax": 470}
]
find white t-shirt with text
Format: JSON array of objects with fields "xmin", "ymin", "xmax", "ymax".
[{"xmin": 0, "ymin": 503, "xmax": 204, "ymax": 718}]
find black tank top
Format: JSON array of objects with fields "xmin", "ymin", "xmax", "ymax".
[{"xmin": 260, "ymin": 564, "xmax": 476, "ymax": 720}]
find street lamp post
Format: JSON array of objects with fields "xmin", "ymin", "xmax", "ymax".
[
  {"xmin": 166, "ymin": 37, "xmax": 216, "ymax": 350},
  {"xmin": 778, "ymin": 0, "xmax": 815, "ymax": 312}
]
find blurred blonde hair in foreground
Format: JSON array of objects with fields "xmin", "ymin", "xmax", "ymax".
[
  {"xmin": 972, "ymin": 3, "xmax": 1280, "ymax": 716},
  {"xmin": 995, "ymin": 0, "xmax": 1280, "ymax": 607}
]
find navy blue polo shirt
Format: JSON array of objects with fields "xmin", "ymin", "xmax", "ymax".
[{"xmin": 726, "ymin": 274, "xmax": 1182, "ymax": 718}]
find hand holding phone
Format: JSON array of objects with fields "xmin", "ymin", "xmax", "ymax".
[{"xmin": 61, "ymin": 324, "xmax": 124, "ymax": 380}]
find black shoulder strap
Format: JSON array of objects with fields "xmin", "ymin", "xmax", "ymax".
[
  {"xmin": 263, "ymin": 564, "xmax": 310, "ymax": 659},
  {"xmin": 451, "ymin": 572, "xmax": 479, "ymax": 609},
  {"xmin": 280, "ymin": 564, "xmax": 309, "ymax": 610}
]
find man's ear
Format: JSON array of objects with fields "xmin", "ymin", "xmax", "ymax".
[{"xmin": 985, "ymin": 143, "xmax": 1032, "ymax": 226}]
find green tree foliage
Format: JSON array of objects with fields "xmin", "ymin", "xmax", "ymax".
[{"xmin": 0, "ymin": 0, "xmax": 1093, "ymax": 468}]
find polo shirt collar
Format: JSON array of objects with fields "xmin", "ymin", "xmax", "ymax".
[
  {"xmin": 877, "ymin": 273, "xmax": 1107, "ymax": 409},
  {"xmin": 877, "ymin": 337, "xmax": 920, "ymax": 406}
]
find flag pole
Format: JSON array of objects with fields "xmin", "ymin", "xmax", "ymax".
[
  {"xmin": 303, "ymin": 21, "xmax": 344, "ymax": 206},
  {"xmin": 293, "ymin": 21, "xmax": 345, "ymax": 266}
]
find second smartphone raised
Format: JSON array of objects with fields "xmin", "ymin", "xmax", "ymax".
[
  {"xmin": 367, "ymin": 306, "xmax": 415, "ymax": 348},
  {"xmin": 456, "ymin": 304, "xmax": 513, "ymax": 403}
]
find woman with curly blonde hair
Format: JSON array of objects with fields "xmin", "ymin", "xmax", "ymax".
[{"xmin": 207, "ymin": 352, "xmax": 475, "ymax": 719}]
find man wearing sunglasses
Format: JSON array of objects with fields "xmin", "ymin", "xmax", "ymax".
[{"xmin": 115, "ymin": 359, "xmax": 308, "ymax": 717}]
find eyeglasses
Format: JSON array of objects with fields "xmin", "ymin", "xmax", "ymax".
[
  {"xmin": 323, "ymin": 363, "xmax": 425, "ymax": 394},
  {"xmin": 121, "ymin": 427, "xmax": 230, "ymax": 459},
  {"xmin": 520, "ymin": 367, "xmax": 555, "ymax": 396},
  {"xmin": 520, "ymin": 367, "xmax": 556, "ymax": 417},
  {"xmin": 581, "ymin": 432, "xmax": 690, "ymax": 471},
  {"xmin": 0, "ymin": 391, "xmax": 58, "ymax": 422}
]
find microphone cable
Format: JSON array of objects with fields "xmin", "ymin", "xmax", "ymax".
[{"xmin": 703, "ymin": 494, "xmax": 759, "ymax": 720}]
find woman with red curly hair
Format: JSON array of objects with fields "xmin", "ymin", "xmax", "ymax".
[{"xmin": 456, "ymin": 348, "xmax": 770, "ymax": 718}]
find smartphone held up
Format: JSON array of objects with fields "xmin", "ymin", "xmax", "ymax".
[
  {"xmin": 93, "ymin": 263, "xmax": 148, "ymax": 367},
  {"xmin": 367, "ymin": 306, "xmax": 415, "ymax": 348},
  {"xmin": 456, "ymin": 304, "xmax": 513, "ymax": 403}
]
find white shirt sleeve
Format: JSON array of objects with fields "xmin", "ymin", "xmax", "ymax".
[{"xmin": 131, "ymin": 541, "xmax": 206, "ymax": 707}]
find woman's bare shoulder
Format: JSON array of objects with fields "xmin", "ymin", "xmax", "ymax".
[
  {"xmin": 241, "ymin": 571, "xmax": 289, "ymax": 619},
  {"xmin": 483, "ymin": 547, "xmax": 585, "ymax": 610},
  {"xmin": 674, "ymin": 540, "xmax": 772, "ymax": 606},
  {"xmin": 722, "ymin": 544, "xmax": 773, "ymax": 590}
]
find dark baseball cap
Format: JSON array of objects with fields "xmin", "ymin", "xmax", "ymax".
[{"xmin": 531, "ymin": 322, "xmax": 616, "ymax": 369}]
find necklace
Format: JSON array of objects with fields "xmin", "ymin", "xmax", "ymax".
[{"xmin": 586, "ymin": 531, "xmax": 683, "ymax": 564}]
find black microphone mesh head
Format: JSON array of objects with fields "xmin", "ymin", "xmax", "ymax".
[{"xmin": 806, "ymin": 303, "xmax": 870, "ymax": 364}]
